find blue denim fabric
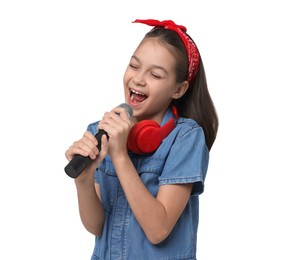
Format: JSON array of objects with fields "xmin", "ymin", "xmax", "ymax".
[{"xmin": 87, "ymin": 109, "xmax": 209, "ymax": 260}]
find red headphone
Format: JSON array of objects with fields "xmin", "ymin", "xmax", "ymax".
[{"xmin": 127, "ymin": 107, "xmax": 178, "ymax": 154}]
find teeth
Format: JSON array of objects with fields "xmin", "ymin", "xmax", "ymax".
[{"xmin": 131, "ymin": 89, "xmax": 145, "ymax": 96}]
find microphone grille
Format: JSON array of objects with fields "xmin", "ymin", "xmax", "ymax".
[{"xmin": 119, "ymin": 103, "xmax": 133, "ymax": 119}]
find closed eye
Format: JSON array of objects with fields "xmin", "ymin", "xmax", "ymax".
[
  {"xmin": 151, "ymin": 72, "xmax": 162, "ymax": 79},
  {"xmin": 129, "ymin": 63, "xmax": 139, "ymax": 69}
]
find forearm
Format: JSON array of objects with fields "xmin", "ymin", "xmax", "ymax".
[
  {"xmin": 112, "ymin": 154, "xmax": 171, "ymax": 244},
  {"xmin": 75, "ymin": 175, "xmax": 105, "ymax": 236}
]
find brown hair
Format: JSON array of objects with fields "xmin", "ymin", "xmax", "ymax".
[{"xmin": 144, "ymin": 27, "xmax": 219, "ymax": 150}]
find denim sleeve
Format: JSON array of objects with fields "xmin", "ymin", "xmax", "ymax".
[
  {"xmin": 159, "ymin": 126, "xmax": 209, "ymax": 195},
  {"xmin": 87, "ymin": 121, "xmax": 100, "ymax": 135}
]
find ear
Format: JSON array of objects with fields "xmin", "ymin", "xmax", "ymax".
[{"xmin": 172, "ymin": 81, "xmax": 189, "ymax": 99}]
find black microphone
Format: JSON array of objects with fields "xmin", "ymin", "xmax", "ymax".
[{"xmin": 64, "ymin": 103, "xmax": 133, "ymax": 178}]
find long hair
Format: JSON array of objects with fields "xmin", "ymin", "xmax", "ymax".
[{"xmin": 144, "ymin": 27, "xmax": 219, "ymax": 150}]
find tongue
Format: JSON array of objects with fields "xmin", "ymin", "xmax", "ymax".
[{"xmin": 132, "ymin": 93, "xmax": 147, "ymax": 103}]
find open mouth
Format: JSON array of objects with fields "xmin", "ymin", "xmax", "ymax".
[{"xmin": 129, "ymin": 88, "xmax": 148, "ymax": 103}]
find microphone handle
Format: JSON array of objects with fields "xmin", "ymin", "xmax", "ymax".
[{"xmin": 64, "ymin": 130, "xmax": 108, "ymax": 178}]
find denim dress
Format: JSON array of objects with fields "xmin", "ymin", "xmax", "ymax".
[{"xmin": 87, "ymin": 109, "xmax": 209, "ymax": 260}]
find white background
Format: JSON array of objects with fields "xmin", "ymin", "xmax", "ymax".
[{"xmin": 1, "ymin": 1, "xmax": 297, "ymax": 259}]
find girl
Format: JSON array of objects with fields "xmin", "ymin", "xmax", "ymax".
[{"xmin": 65, "ymin": 19, "xmax": 218, "ymax": 260}]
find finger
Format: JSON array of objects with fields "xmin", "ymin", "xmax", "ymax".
[
  {"xmin": 112, "ymin": 107, "xmax": 131, "ymax": 121},
  {"xmin": 99, "ymin": 113, "xmax": 121, "ymax": 134},
  {"xmin": 68, "ymin": 132, "xmax": 99, "ymax": 160},
  {"xmin": 100, "ymin": 134, "xmax": 109, "ymax": 156},
  {"xmin": 83, "ymin": 131, "xmax": 99, "ymax": 146},
  {"xmin": 65, "ymin": 149, "xmax": 73, "ymax": 161}
]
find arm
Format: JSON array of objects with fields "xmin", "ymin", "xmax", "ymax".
[
  {"xmin": 74, "ymin": 169, "xmax": 105, "ymax": 236},
  {"xmin": 113, "ymin": 154, "xmax": 192, "ymax": 244},
  {"xmin": 65, "ymin": 131, "xmax": 108, "ymax": 236}
]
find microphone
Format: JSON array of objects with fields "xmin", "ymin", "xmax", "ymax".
[{"xmin": 64, "ymin": 103, "xmax": 133, "ymax": 178}]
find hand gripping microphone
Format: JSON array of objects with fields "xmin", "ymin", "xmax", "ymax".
[{"xmin": 64, "ymin": 103, "xmax": 133, "ymax": 178}]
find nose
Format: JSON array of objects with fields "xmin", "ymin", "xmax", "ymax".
[{"xmin": 132, "ymin": 72, "xmax": 146, "ymax": 86}]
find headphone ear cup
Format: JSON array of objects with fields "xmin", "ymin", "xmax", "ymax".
[{"xmin": 127, "ymin": 120, "xmax": 163, "ymax": 154}]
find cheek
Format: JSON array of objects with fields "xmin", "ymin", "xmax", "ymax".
[
  {"xmin": 155, "ymin": 84, "xmax": 176, "ymax": 99},
  {"xmin": 123, "ymin": 70, "xmax": 131, "ymax": 88},
  {"xmin": 123, "ymin": 68, "xmax": 129, "ymax": 83},
  {"xmin": 123, "ymin": 67, "xmax": 135, "ymax": 86}
]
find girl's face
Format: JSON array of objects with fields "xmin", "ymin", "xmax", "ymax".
[{"xmin": 123, "ymin": 38, "xmax": 186, "ymax": 124}]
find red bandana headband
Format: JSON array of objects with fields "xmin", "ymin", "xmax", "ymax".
[{"xmin": 133, "ymin": 19, "xmax": 200, "ymax": 83}]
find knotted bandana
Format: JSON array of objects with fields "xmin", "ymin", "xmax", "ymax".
[{"xmin": 133, "ymin": 19, "xmax": 200, "ymax": 83}]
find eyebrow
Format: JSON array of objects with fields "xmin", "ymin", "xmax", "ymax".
[{"xmin": 130, "ymin": 55, "xmax": 168, "ymax": 75}]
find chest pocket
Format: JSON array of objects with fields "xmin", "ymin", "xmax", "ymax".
[
  {"xmin": 137, "ymin": 156, "xmax": 166, "ymax": 197},
  {"xmin": 96, "ymin": 155, "xmax": 167, "ymax": 212}
]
